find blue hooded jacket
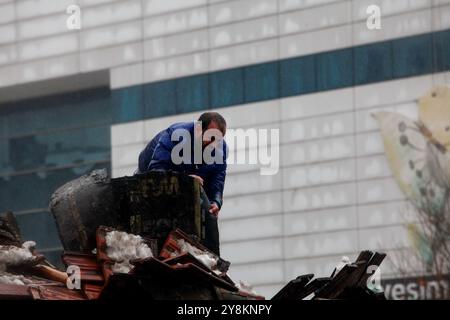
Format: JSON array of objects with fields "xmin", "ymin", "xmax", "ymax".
[{"xmin": 137, "ymin": 122, "xmax": 227, "ymax": 209}]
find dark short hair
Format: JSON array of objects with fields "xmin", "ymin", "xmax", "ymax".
[{"xmin": 198, "ymin": 112, "xmax": 227, "ymax": 134}]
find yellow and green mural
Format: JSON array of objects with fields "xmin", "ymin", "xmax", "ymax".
[{"xmin": 375, "ymin": 86, "xmax": 450, "ymax": 276}]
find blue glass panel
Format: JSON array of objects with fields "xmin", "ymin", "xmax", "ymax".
[
  {"xmin": 144, "ymin": 80, "xmax": 177, "ymax": 118},
  {"xmin": 244, "ymin": 62, "xmax": 279, "ymax": 102},
  {"xmin": 176, "ymin": 74, "xmax": 209, "ymax": 113},
  {"xmin": 280, "ymin": 55, "xmax": 316, "ymax": 97},
  {"xmin": 354, "ymin": 41, "xmax": 393, "ymax": 85},
  {"xmin": 42, "ymin": 250, "xmax": 64, "ymax": 268},
  {"xmin": 210, "ymin": 68, "xmax": 244, "ymax": 108},
  {"xmin": 16, "ymin": 211, "xmax": 62, "ymax": 249},
  {"xmin": 0, "ymin": 162, "xmax": 110, "ymax": 213},
  {"xmin": 316, "ymin": 49, "xmax": 353, "ymax": 91},
  {"xmin": 0, "ymin": 125, "xmax": 110, "ymax": 175},
  {"xmin": 111, "ymin": 85, "xmax": 144, "ymax": 123},
  {"xmin": 0, "ymin": 87, "xmax": 111, "ymax": 138},
  {"xmin": 393, "ymin": 34, "xmax": 433, "ymax": 78},
  {"xmin": 434, "ymin": 29, "xmax": 450, "ymax": 72}
]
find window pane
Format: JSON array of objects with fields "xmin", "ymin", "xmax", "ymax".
[
  {"xmin": 176, "ymin": 74, "xmax": 209, "ymax": 113},
  {"xmin": 42, "ymin": 249, "xmax": 64, "ymax": 269},
  {"xmin": 244, "ymin": 62, "xmax": 279, "ymax": 103},
  {"xmin": 210, "ymin": 68, "xmax": 244, "ymax": 108},
  {"xmin": 111, "ymin": 85, "xmax": 144, "ymax": 123},
  {"xmin": 393, "ymin": 34, "xmax": 433, "ymax": 78},
  {"xmin": 16, "ymin": 211, "xmax": 62, "ymax": 249},
  {"xmin": 354, "ymin": 41, "xmax": 393, "ymax": 85},
  {"xmin": 316, "ymin": 49, "xmax": 353, "ymax": 91},
  {"xmin": 0, "ymin": 87, "xmax": 111, "ymax": 138},
  {"xmin": 144, "ymin": 80, "xmax": 177, "ymax": 118},
  {"xmin": 1, "ymin": 125, "xmax": 110, "ymax": 175},
  {"xmin": 434, "ymin": 29, "xmax": 450, "ymax": 73},
  {"xmin": 0, "ymin": 162, "xmax": 110, "ymax": 213},
  {"xmin": 280, "ymin": 55, "xmax": 316, "ymax": 97}
]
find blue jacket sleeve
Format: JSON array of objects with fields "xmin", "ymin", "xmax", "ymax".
[
  {"xmin": 206, "ymin": 165, "xmax": 226, "ymax": 209},
  {"xmin": 147, "ymin": 131, "xmax": 175, "ymax": 171}
]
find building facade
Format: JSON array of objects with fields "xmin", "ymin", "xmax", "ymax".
[{"xmin": 1, "ymin": 0, "xmax": 450, "ymax": 298}]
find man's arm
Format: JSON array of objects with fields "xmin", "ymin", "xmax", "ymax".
[
  {"xmin": 205, "ymin": 165, "xmax": 226, "ymax": 215},
  {"xmin": 147, "ymin": 131, "xmax": 175, "ymax": 171}
]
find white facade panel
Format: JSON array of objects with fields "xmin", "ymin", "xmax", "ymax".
[
  {"xmin": 16, "ymin": 0, "xmax": 74, "ymax": 20},
  {"xmin": 281, "ymin": 136, "xmax": 355, "ymax": 167},
  {"xmin": 279, "ymin": 1, "xmax": 351, "ymax": 35},
  {"xmin": 144, "ymin": 51, "xmax": 209, "ymax": 82},
  {"xmin": 0, "ymin": 44, "xmax": 17, "ymax": 66},
  {"xmin": 80, "ymin": 20, "xmax": 142, "ymax": 50},
  {"xmin": 283, "ymin": 206, "xmax": 358, "ymax": 236},
  {"xmin": 209, "ymin": 15, "xmax": 278, "ymax": 49},
  {"xmin": 279, "ymin": 24, "xmax": 352, "ymax": 59},
  {"xmin": 143, "ymin": 7, "xmax": 207, "ymax": 38},
  {"xmin": 0, "ymin": 2, "xmax": 14, "ymax": 25},
  {"xmin": 210, "ymin": 38, "xmax": 278, "ymax": 71},
  {"xmin": 80, "ymin": 42, "xmax": 143, "ymax": 72},
  {"xmin": 209, "ymin": 0, "xmax": 277, "ymax": 26},
  {"xmin": 220, "ymin": 191, "xmax": 283, "ymax": 220},
  {"xmin": 220, "ymin": 215, "xmax": 283, "ymax": 242},
  {"xmin": 110, "ymin": 62, "xmax": 145, "ymax": 89},
  {"xmin": 17, "ymin": 13, "xmax": 69, "ymax": 41},
  {"xmin": 285, "ymin": 230, "xmax": 358, "ymax": 259},
  {"xmin": 144, "ymin": 29, "xmax": 208, "ymax": 61},
  {"xmin": 82, "ymin": 0, "xmax": 142, "ymax": 28},
  {"xmin": 143, "ymin": 0, "xmax": 207, "ymax": 17},
  {"xmin": 221, "ymin": 238, "xmax": 283, "ymax": 264}
]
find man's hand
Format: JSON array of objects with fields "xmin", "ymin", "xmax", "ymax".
[
  {"xmin": 209, "ymin": 203, "xmax": 220, "ymax": 216},
  {"xmin": 189, "ymin": 174, "xmax": 204, "ymax": 186}
]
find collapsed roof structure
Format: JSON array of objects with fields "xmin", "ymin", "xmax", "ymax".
[{"xmin": 0, "ymin": 170, "xmax": 387, "ymax": 300}]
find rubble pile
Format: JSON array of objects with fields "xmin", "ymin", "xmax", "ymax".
[
  {"xmin": 0, "ymin": 171, "xmax": 388, "ymax": 300},
  {"xmin": 0, "ymin": 223, "xmax": 264, "ymax": 300},
  {"xmin": 0, "ymin": 223, "xmax": 387, "ymax": 300},
  {"xmin": 272, "ymin": 251, "xmax": 387, "ymax": 300}
]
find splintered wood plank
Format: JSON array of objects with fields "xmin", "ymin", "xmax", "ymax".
[
  {"xmin": 297, "ymin": 277, "xmax": 332, "ymax": 300},
  {"xmin": 356, "ymin": 252, "xmax": 386, "ymax": 288},
  {"xmin": 315, "ymin": 264, "xmax": 358, "ymax": 299},
  {"xmin": 271, "ymin": 274, "xmax": 314, "ymax": 300}
]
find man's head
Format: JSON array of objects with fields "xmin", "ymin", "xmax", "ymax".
[{"xmin": 198, "ymin": 112, "xmax": 227, "ymax": 147}]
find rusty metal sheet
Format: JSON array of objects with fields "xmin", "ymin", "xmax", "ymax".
[
  {"xmin": 163, "ymin": 252, "xmax": 213, "ymax": 273},
  {"xmin": 160, "ymin": 229, "xmax": 230, "ymax": 273},
  {"xmin": 62, "ymin": 252, "xmax": 104, "ymax": 283},
  {"xmin": 29, "ymin": 285, "xmax": 87, "ymax": 300},
  {"xmin": 0, "ymin": 284, "xmax": 32, "ymax": 300},
  {"xmin": 82, "ymin": 283, "xmax": 103, "ymax": 300},
  {"xmin": 131, "ymin": 257, "xmax": 237, "ymax": 292}
]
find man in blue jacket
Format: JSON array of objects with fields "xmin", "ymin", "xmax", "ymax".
[{"xmin": 137, "ymin": 112, "xmax": 227, "ymax": 256}]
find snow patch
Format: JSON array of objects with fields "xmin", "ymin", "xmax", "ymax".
[
  {"xmin": 0, "ymin": 241, "xmax": 37, "ymax": 270},
  {"xmin": 174, "ymin": 239, "xmax": 218, "ymax": 271},
  {"xmin": 105, "ymin": 231, "xmax": 153, "ymax": 274},
  {"xmin": 236, "ymin": 280, "xmax": 258, "ymax": 296},
  {"xmin": 0, "ymin": 273, "xmax": 32, "ymax": 286}
]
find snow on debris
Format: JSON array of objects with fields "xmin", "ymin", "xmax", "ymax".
[
  {"xmin": 0, "ymin": 273, "xmax": 33, "ymax": 286},
  {"xmin": 105, "ymin": 230, "xmax": 153, "ymax": 274},
  {"xmin": 0, "ymin": 241, "xmax": 37, "ymax": 270},
  {"xmin": 174, "ymin": 239, "xmax": 218, "ymax": 271},
  {"xmin": 236, "ymin": 280, "xmax": 258, "ymax": 296}
]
